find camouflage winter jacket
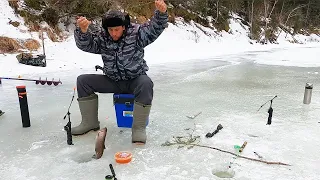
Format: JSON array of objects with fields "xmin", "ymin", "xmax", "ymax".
[{"xmin": 74, "ymin": 10, "xmax": 168, "ymax": 81}]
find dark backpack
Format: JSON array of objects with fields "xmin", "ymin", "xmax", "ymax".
[{"xmin": 16, "ymin": 53, "xmax": 46, "ymax": 67}]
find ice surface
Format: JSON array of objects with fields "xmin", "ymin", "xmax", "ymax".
[
  {"xmin": 1, "ymin": 49, "xmax": 320, "ymax": 180},
  {"xmin": 0, "ymin": 0, "xmax": 320, "ymax": 179}
]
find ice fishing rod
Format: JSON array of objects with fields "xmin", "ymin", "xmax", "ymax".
[
  {"xmin": 257, "ymin": 95, "xmax": 277, "ymax": 125},
  {"xmin": 0, "ymin": 76, "xmax": 62, "ymax": 86},
  {"xmin": 257, "ymin": 95, "xmax": 277, "ymax": 112},
  {"xmin": 63, "ymin": 87, "xmax": 76, "ymax": 145}
]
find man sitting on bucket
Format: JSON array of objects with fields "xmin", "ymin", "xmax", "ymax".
[{"xmin": 73, "ymin": 0, "xmax": 168, "ymax": 144}]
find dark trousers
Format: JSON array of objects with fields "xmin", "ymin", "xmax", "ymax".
[{"xmin": 77, "ymin": 74, "xmax": 154, "ymax": 105}]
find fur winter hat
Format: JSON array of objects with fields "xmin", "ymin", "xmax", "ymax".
[{"xmin": 102, "ymin": 10, "xmax": 130, "ymax": 29}]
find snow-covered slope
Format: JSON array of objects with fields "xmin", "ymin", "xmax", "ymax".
[{"xmin": 0, "ymin": 0, "xmax": 319, "ymax": 76}]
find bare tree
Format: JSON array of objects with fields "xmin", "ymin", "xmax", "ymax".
[
  {"xmin": 279, "ymin": 0, "xmax": 286, "ymax": 23},
  {"xmin": 262, "ymin": 0, "xmax": 278, "ymax": 42},
  {"xmin": 284, "ymin": 4, "xmax": 307, "ymax": 27},
  {"xmin": 216, "ymin": 0, "xmax": 220, "ymax": 22},
  {"xmin": 268, "ymin": 0, "xmax": 278, "ymax": 20},
  {"xmin": 305, "ymin": 0, "xmax": 311, "ymax": 25},
  {"xmin": 250, "ymin": 0, "xmax": 255, "ymax": 39},
  {"xmin": 264, "ymin": 0, "xmax": 268, "ymax": 32},
  {"xmin": 276, "ymin": 4, "xmax": 307, "ymax": 40}
]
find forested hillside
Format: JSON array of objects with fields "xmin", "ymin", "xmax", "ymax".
[{"xmin": 7, "ymin": 0, "xmax": 320, "ymax": 44}]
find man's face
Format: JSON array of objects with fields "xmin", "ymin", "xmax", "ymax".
[{"xmin": 108, "ymin": 26, "xmax": 125, "ymax": 41}]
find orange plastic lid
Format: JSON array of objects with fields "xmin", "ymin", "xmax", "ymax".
[
  {"xmin": 114, "ymin": 151, "xmax": 132, "ymax": 164},
  {"xmin": 16, "ymin": 85, "xmax": 26, "ymax": 89}
]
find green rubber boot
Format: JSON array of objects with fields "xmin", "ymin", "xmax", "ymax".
[
  {"xmin": 71, "ymin": 94, "xmax": 100, "ymax": 135},
  {"xmin": 132, "ymin": 102, "xmax": 151, "ymax": 144}
]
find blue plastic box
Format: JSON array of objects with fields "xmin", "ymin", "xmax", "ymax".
[{"xmin": 113, "ymin": 94, "xmax": 149, "ymax": 128}]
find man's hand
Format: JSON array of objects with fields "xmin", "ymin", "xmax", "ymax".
[
  {"xmin": 155, "ymin": 0, "xmax": 167, "ymax": 13},
  {"xmin": 77, "ymin": 16, "xmax": 91, "ymax": 33}
]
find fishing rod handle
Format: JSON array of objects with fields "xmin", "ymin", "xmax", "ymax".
[
  {"xmin": 65, "ymin": 121, "xmax": 73, "ymax": 145},
  {"xmin": 109, "ymin": 164, "xmax": 116, "ymax": 177},
  {"xmin": 239, "ymin": 141, "xmax": 247, "ymax": 153}
]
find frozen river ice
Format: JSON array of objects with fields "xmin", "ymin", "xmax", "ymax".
[{"xmin": 1, "ymin": 48, "xmax": 320, "ymax": 180}]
